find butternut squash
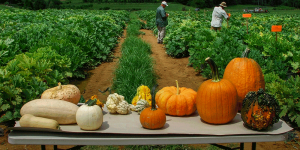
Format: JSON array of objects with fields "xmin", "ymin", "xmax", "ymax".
[
  {"xmin": 20, "ymin": 114, "xmax": 60, "ymax": 130},
  {"xmin": 20, "ymin": 99, "xmax": 78, "ymax": 124}
]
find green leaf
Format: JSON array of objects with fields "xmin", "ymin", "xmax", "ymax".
[
  {"xmin": 66, "ymin": 72, "xmax": 72, "ymax": 77},
  {"xmin": 0, "ymin": 104, "xmax": 10, "ymax": 112},
  {"xmin": 279, "ymin": 105, "xmax": 288, "ymax": 117},
  {"xmin": 0, "ymin": 97, "xmax": 3, "ymax": 106},
  {"xmin": 13, "ymin": 109, "xmax": 21, "ymax": 119},
  {"xmin": 291, "ymin": 62, "xmax": 299, "ymax": 71},
  {"xmin": 0, "ymin": 111, "xmax": 13, "ymax": 123},
  {"xmin": 79, "ymin": 95, "xmax": 85, "ymax": 103},
  {"xmin": 295, "ymin": 115, "xmax": 300, "ymax": 127}
]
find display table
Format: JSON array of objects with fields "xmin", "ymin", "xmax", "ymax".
[
  {"xmin": 8, "ymin": 130, "xmax": 289, "ymax": 150},
  {"xmin": 8, "ymin": 107, "xmax": 293, "ymax": 150}
]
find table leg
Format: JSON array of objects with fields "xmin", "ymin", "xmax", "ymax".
[
  {"xmin": 240, "ymin": 143, "xmax": 244, "ymax": 150},
  {"xmin": 41, "ymin": 145, "xmax": 45, "ymax": 150},
  {"xmin": 54, "ymin": 145, "xmax": 57, "ymax": 150},
  {"xmin": 252, "ymin": 142, "xmax": 256, "ymax": 150}
]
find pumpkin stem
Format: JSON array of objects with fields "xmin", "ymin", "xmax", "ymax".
[
  {"xmin": 205, "ymin": 57, "xmax": 220, "ymax": 82},
  {"xmin": 241, "ymin": 48, "xmax": 250, "ymax": 58},
  {"xmin": 98, "ymin": 87, "xmax": 112, "ymax": 94},
  {"xmin": 85, "ymin": 99, "xmax": 97, "ymax": 106},
  {"xmin": 151, "ymin": 84, "xmax": 158, "ymax": 111},
  {"xmin": 176, "ymin": 80, "xmax": 180, "ymax": 95},
  {"xmin": 58, "ymin": 82, "xmax": 62, "ymax": 90}
]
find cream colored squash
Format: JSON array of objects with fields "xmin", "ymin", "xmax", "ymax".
[
  {"xmin": 20, "ymin": 114, "xmax": 60, "ymax": 130},
  {"xmin": 76, "ymin": 100, "xmax": 103, "ymax": 130},
  {"xmin": 129, "ymin": 100, "xmax": 150, "ymax": 114},
  {"xmin": 41, "ymin": 82, "xmax": 81, "ymax": 104},
  {"xmin": 20, "ymin": 99, "xmax": 78, "ymax": 124},
  {"xmin": 106, "ymin": 93, "xmax": 130, "ymax": 115}
]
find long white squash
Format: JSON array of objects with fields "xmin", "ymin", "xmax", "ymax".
[{"xmin": 20, "ymin": 99, "xmax": 78, "ymax": 124}]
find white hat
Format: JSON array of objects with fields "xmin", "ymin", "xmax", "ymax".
[
  {"xmin": 162, "ymin": 1, "xmax": 168, "ymax": 6},
  {"xmin": 219, "ymin": 2, "xmax": 227, "ymax": 7}
]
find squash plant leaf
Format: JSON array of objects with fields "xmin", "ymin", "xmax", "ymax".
[
  {"xmin": 0, "ymin": 111, "xmax": 13, "ymax": 123},
  {"xmin": 279, "ymin": 105, "xmax": 288, "ymax": 117},
  {"xmin": 0, "ymin": 104, "xmax": 10, "ymax": 112}
]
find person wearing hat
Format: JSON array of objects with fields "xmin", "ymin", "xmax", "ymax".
[
  {"xmin": 156, "ymin": 1, "xmax": 169, "ymax": 44},
  {"xmin": 210, "ymin": 2, "xmax": 230, "ymax": 31}
]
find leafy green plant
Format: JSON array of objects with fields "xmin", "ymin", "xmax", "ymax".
[
  {"xmin": 266, "ymin": 75, "xmax": 300, "ymax": 127},
  {"xmin": 0, "ymin": 9, "xmax": 129, "ymax": 78},
  {"xmin": 0, "ymin": 47, "xmax": 71, "ymax": 123},
  {"xmin": 164, "ymin": 19, "xmax": 203, "ymax": 58}
]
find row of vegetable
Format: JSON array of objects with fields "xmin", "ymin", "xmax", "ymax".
[
  {"xmin": 0, "ymin": 8, "xmax": 130, "ymax": 123},
  {"xmin": 19, "ymin": 66, "xmax": 278, "ymax": 132},
  {"xmin": 137, "ymin": 10, "xmax": 300, "ymax": 127}
]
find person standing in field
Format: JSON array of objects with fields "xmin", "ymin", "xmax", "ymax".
[
  {"xmin": 210, "ymin": 2, "xmax": 230, "ymax": 31},
  {"xmin": 156, "ymin": 1, "xmax": 169, "ymax": 44}
]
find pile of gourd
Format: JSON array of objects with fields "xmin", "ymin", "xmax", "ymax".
[
  {"xmin": 19, "ymin": 49, "xmax": 280, "ymax": 131},
  {"xmin": 20, "ymin": 82, "xmax": 105, "ymax": 131}
]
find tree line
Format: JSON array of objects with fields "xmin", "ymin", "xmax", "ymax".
[
  {"xmin": 1, "ymin": 0, "xmax": 63, "ymax": 9},
  {"xmin": 1, "ymin": 0, "xmax": 299, "ymax": 10},
  {"xmin": 83, "ymin": 0, "xmax": 299, "ymax": 8}
]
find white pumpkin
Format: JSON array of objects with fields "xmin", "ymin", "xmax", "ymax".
[{"xmin": 76, "ymin": 104, "xmax": 103, "ymax": 131}]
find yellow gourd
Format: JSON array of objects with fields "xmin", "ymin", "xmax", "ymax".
[{"xmin": 131, "ymin": 85, "xmax": 152, "ymax": 106}]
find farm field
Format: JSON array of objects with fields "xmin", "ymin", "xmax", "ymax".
[{"xmin": 0, "ymin": 3, "xmax": 300, "ymax": 150}]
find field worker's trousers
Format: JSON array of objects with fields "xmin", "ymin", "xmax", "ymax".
[{"xmin": 157, "ymin": 26, "xmax": 166, "ymax": 43}]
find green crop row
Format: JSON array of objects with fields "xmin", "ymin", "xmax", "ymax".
[
  {"xmin": 0, "ymin": 9, "xmax": 129, "ymax": 78},
  {"xmin": 112, "ymin": 12, "xmax": 157, "ymax": 104}
]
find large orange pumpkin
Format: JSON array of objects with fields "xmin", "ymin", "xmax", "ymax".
[
  {"xmin": 140, "ymin": 85, "xmax": 166, "ymax": 129},
  {"xmin": 155, "ymin": 80, "xmax": 197, "ymax": 116},
  {"xmin": 196, "ymin": 57, "xmax": 238, "ymax": 124},
  {"xmin": 223, "ymin": 48, "xmax": 265, "ymax": 111}
]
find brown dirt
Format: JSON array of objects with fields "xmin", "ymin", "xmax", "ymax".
[
  {"xmin": 139, "ymin": 29, "xmax": 205, "ymax": 91},
  {"xmin": 72, "ymin": 28, "xmax": 126, "ymax": 101},
  {"xmin": 1, "ymin": 28, "xmax": 299, "ymax": 150}
]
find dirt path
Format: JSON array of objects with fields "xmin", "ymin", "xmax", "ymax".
[
  {"xmin": 139, "ymin": 29, "xmax": 205, "ymax": 91},
  {"xmin": 74, "ymin": 29, "xmax": 127, "ymax": 101}
]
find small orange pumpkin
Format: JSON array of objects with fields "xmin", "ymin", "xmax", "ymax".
[
  {"xmin": 196, "ymin": 57, "xmax": 238, "ymax": 124},
  {"xmin": 41, "ymin": 82, "xmax": 81, "ymax": 104},
  {"xmin": 155, "ymin": 80, "xmax": 197, "ymax": 116},
  {"xmin": 140, "ymin": 85, "xmax": 166, "ymax": 129},
  {"xmin": 223, "ymin": 48, "xmax": 265, "ymax": 111}
]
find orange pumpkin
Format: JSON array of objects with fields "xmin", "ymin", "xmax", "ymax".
[
  {"xmin": 196, "ymin": 57, "xmax": 238, "ymax": 124},
  {"xmin": 155, "ymin": 80, "xmax": 197, "ymax": 116},
  {"xmin": 140, "ymin": 85, "xmax": 166, "ymax": 129},
  {"xmin": 41, "ymin": 82, "xmax": 81, "ymax": 104},
  {"xmin": 223, "ymin": 48, "xmax": 265, "ymax": 111}
]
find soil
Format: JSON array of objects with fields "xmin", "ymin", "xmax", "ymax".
[{"xmin": 1, "ymin": 28, "xmax": 300, "ymax": 150}]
